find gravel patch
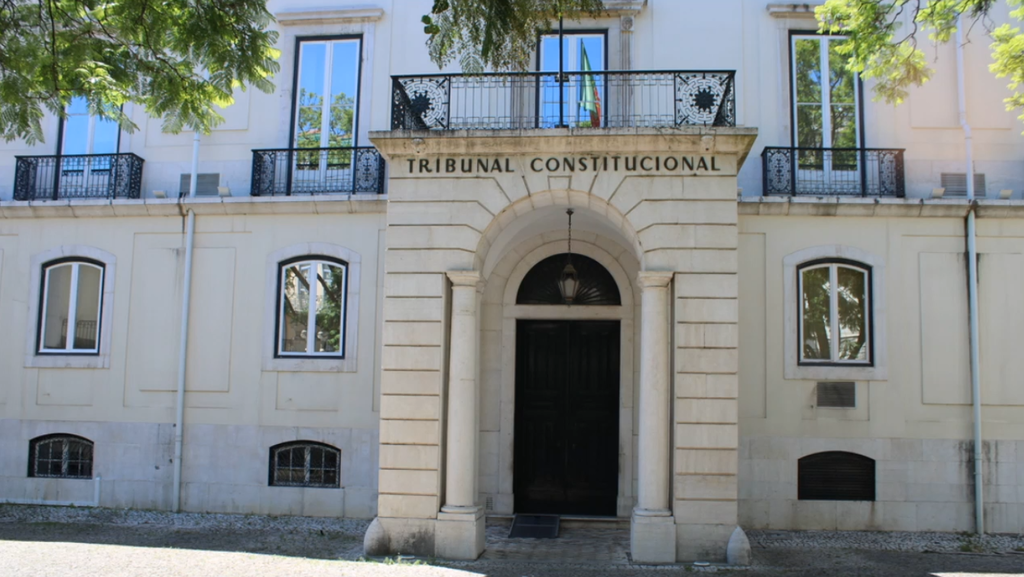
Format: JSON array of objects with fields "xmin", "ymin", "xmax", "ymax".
[
  {"xmin": 748, "ymin": 529, "xmax": 1024, "ymax": 554},
  {"xmin": 0, "ymin": 503, "xmax": 370, "ymax": 535}
]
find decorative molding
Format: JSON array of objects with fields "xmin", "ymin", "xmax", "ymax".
[
  {"xmin": 767, "ymin": 3, "xmax": 822, "ymax": 19},
  {"xmin": 782, "ymin": 245, "xmax": 887, "ymax": 381},
  {"xmin": 0, "ymin": 196, "xmax": 387, "ymax": 219},
  {"xmin": 25, "ymin": 246, "xmax": 117, "ymax": 370},
  {"xmin": 262, "ymin": 243, "xmax": 362, "ymax": 373},
  {"xmin": 738, "ymin": 196, "xmax": 1024, "ymax": 218},
  {"xmin": 603, "ymin": 0, "xmax": 647, "ymax": 15},
  {"xmin": 276, "ymin": 5, "xmax": 384, "ymax": 26}
]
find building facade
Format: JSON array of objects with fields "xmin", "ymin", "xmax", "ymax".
[{"xmin": 0, "ymin": 0, "xmax": 1022, "ymax": 564}]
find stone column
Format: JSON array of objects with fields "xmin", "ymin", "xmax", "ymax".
[
  {"xmin": 632, "ymin": 271, "xmax": 676, "ymax": 564},
  {"xmin": 435, "ymin": 271, "xmax": 485, "ymax": 560}
]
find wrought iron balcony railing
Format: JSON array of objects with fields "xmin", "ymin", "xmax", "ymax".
[
  {"xmin": 250, "ymin": 147, "xmax": 386, "ymax": 196},
  {"xmin": 14, "ymin": 153, "xmax": 144, "ymax": 201},
  {"xmin": 762, "ymin": 147, "xmax": 905, "ymax": 197},
  {"xmin": 391, "ymin": 70, "xmax": 736, "ymax": 130}
]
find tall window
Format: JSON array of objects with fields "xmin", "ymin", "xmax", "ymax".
[
  {"xmin": 269, "ymin": 441, "xmax": 341, "ymax": 488},
  {"xmin": 277, "ymin": 257, "xmax": 347, "ymax": 357},
  {"xmin": 293, "ymin": 37, "xmax": 361, "ymax": 149},
  {"xmin": 29, "ymin": 434, "xmax": 94, "ymax": 479},
  {"xmin": 792, "ymin": 34, "xmax": 860, "ymax": 182},
  {"xmin": 38, "ymin": 259, "xmax": 104, "ymax": 354},
  {"xmin": 798, "ymin": 260, "xmax": 870, "ymax": 364},
  {"xmin": 61, "ymin": 97, "xmax": 120, "ymax": 157},
  {"xmin": 59, "ymin": 97, "xmax": 121, "ymax": 183},
  {"xmin": 538, "ymin": 32, "xmax": 605, "ymax": 127}
]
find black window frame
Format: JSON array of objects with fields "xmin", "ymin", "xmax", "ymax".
[
  {"xmin": 28, "ymin": 434, "xmax": 94, "ymax": 479},
  {"xmin": 796, "ymin": 257, "xmax": 873, "ymax": 367},
  {"xmin": 798, "ymin": 451, "xmax": 876, "ymax": 501},
  {"xmin": 274, "ymin": 255, "xmax": 349, "ymax": 359},
  {"xmin": 288, "ymin": 34, "xmax": 365, "ymax": 149},
  {"xmin": 268, "ymin": 441, "xmax": 342, "ymax": 488},
  {"xmin": 36, "ymin": 256, "xmax": 106, "ymax": 356},
  {"xmin": 787, "ymin": 29, "xmax": 867, "ymax": 150}
]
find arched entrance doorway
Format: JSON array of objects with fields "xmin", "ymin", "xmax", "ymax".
[{"xmin": 513, "ymin": 253, "xmax": 622, "ymax": 516}]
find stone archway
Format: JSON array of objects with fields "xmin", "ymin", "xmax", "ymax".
[{"xmin": 370, "ymin": 127, "xmax": 756, "ymax": 563}]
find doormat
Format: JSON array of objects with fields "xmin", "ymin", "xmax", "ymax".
[{"xmin": 508, "ymin": 514, "xmax": 560, "ymax": 538}]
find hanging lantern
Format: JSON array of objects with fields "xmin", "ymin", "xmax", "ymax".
[{"xmin": 559, "ymin": 208, "xmax": 578, "ymax": 304}]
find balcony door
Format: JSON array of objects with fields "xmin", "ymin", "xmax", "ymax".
[
  {"xmin": 58, "ymin": 97, "xmax": 121, "ymax": 197},
  {"xmin": 291, "ymin": 37, "xmax": 361, "ymax": 193},
  {"xmin": 791, "ymin": 34, "xmax": 861, "ymax": 193},
  {"xmin": 538, "ymin": 32, "xmax": 605, "ymax": 128}
]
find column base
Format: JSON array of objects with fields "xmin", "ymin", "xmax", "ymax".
[
  {"xmin": 630, "ymin": 510, "xmax": 676, "ymax": 564},
  {"xmin": 435, "ymin": 506, "xmax": 485, "ymax": 560}
]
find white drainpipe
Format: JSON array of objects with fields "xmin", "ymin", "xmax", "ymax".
[
  {"xmin": 956, "ymin": 16, "xmax": 984, "ymax": 535},
  {"xmin": 172, "ymin": 131, "xmax": 200, "ymax": 512}
]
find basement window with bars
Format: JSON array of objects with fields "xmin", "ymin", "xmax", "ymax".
[
  {"xmin": 28, "ymin": 434, "xmax": 94, "ymax": 479},
  {"xmin": 798, "ymin": 451, "xmax": 875, "ymax": 501},
  {"xmin": 269, "ymin": 441, "xmax": 341, "ymax": 488}
]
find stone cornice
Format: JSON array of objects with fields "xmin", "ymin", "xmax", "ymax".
[
  {"xmin": 0, "ymin": 195, "xmax": 387, "ymax": 219},
  {"xmin": 370, "ymin": 127, "xmax": 760, "ymax": 167},
  {"xmin": 602, "ymin": 0, "xmax": 647, "ymax": 15},
  {"xmin": 276, "ymin": 5, "xmax": 384, "ymax": 26},
  {"xmin": 738, "ymin": 196, "xmax": 1024, "ymax": 218},
  {"xmin": 767, "ymin": 3, "xmax": 822, "ymax": 19}
]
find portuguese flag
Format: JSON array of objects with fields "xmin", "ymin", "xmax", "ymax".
[{"xmin": 580, "ymin": 44, "xmax": 602, "ymax": 127}]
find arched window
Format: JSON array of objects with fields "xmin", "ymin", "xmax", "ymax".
[
  {"xmin": 29, "ymin": 434, "xmax": 94, "ymax": 479},
  {"xmin": 276, "ymin": 256, "xmax": 348, "ymax": 357},
  {"xmin": 269, "ymin": 441, "xmax": 341, "ymax": 488},
  {"xmin": 798, "ymin": 451, "xmax": 875, "ymax": 501},
  {"xmin": 516, "ymin": 253, "xmax": 621, "ymax": 305},
  {"xmin": 38, "ymin": 259, "xmax": 105, "ymax": 354},
  {"xmin": 798, "ymin": 259, "xmax": 871, "ymax": 364}
]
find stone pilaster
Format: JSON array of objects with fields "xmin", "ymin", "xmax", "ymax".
[
  {"xmin": 632, "ymin": 271, "xmax": 676, "ymax": 564},
  {"xmin": 435, "ymin": 271, "xmax": 485, "ymax": 560}
]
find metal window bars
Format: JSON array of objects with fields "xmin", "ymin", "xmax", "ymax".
[
  {"xmin": 762, "ymin": 147, "xmax": 906, "ymax": 197},
  {"xmin": 391, "ymin": 70, "xmax": 736, "ymax": 130},
  {"xmin": 251, "ymin": 147, "xmax": 386, "ymax": 196},
  {"xmin": 14, "ymin": 153, "xmax": 144, "ymax": 201}
]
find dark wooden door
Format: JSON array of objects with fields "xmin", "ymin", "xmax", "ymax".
[{"xmin": 514, "ymin": 320, "xmax": 619, "ymax": 516}]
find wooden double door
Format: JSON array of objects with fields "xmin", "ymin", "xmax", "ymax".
[{"xmin": 513, "ymin": 320, "xmax": 620, "ymax": 516}]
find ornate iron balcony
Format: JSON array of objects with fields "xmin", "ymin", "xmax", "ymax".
[
  {"xmin": 250, "ymin": 147, "xmax": 386, "ymax": 196},
  {"xmin": 762, "ymin": 147, "xmax": 905, "ymax": 197},
  {"xmin": 14, "ymin": 153, "xmax": 144, "ymax": 201},
  {"xmin": 391, "ymin": 70, "xmax": 736, "ymax": 130}
]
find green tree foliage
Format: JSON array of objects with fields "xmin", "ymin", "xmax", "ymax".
[
  {"xmin": 0, "ymin": 0, "xmax": 280, "ymax": 144},
  {"xmin": 422, "ymin": 0, "xmax": 604, "ymax": 72},
  {"xmin": 816, "ymin": 0, "xmax": 1024, "ymax": 125}
]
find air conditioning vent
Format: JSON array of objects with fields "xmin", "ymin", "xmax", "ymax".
[
  {"xmin": 940, "ymin": 173, "xmax": 986, "ymax": 197},
  {"xmin": 816, "ymin": 382, "xmax": 855, "ymax": 408},
  {"xmin": 179, "ymin": 173, "xmax": 221, "ymax": 196}
]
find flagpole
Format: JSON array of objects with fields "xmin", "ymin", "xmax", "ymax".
[{"xmin": 558, "ymin": 10, "xmax": 565, "ymax": 128}]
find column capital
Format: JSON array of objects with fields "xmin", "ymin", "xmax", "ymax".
[
  {"xmin": 637, "ymin": 271, "xmax": 673, "ymax": 289},
  {"xmin": 447, "ymin": 271, "xmax": 482, "ymax": 288}
]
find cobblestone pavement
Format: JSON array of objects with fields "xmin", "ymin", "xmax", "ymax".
[{"xmin": 1, "ymin": 506, "xmax": 1023, "ymax": 576}]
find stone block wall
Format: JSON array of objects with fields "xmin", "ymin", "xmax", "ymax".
[
  {"xmin": 0, "ymin": 419, "xmax": 379, "ymax": 518},
  {"xmin": 738, "ymin": 436, "xmax": 1024, "ymax": 533}
]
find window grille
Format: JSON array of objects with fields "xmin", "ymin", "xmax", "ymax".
[
  {"xmin": 798, "ymin": 451, "xmax": 875, "ymax": 501},
  {"xmin": 940, "ymin": 173, "xmax": 986, "ymax": 197},
  {"xmin": 269, "ymin": 442, "xmax": 341, "ymax": 488},
  {"xmin": 29, "ymin": 434, "xmax": 94, "ymax": 479},
  {"xmin": 516, "ymin": 253, "xmax": 621, "ymax": 306}
]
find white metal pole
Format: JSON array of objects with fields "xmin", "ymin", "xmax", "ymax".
[
  {"xmin": 956, "ymin": 16, "xmax": 984, "ymax": 535},
  {"xmin": 172, "ymin": 209, "xmax": 196, "ymax": 512},
  {"xmin": 189, "ymin": 131, "xmax": 200, "ymax": 198}
]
